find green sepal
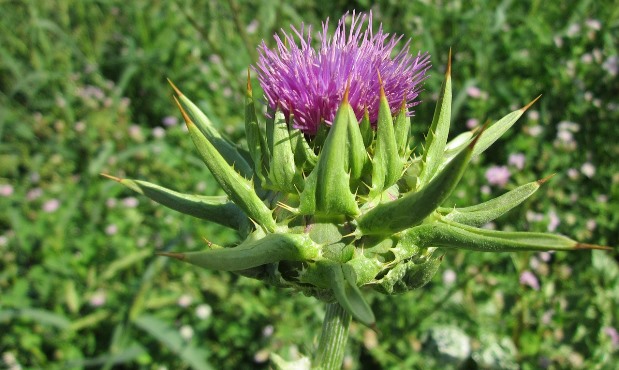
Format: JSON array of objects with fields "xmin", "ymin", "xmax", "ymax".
[
  {"xmin": 302, "ymin": 261, "xmax": 375, "ymax": 326},
  {"xmin": 372, "ymin": 253, "xmax": 442, "ymax": 295},
  {"xmin": 472, "ymin": 96, "xmax": 541, "ymax": 158},
  {"xmin": 169, "ymin": 80, "xmax": 253, "ymax": 179},
  {"xmin": 267, "ymin": 111, "xmax": 304, "ymax": 193},
  {"xmin": 178, "ymin": 100, "xmax": 276, "ymax": 232},
  {"xmin": 393, "ymin": 100, "xmax": 411, "ymax": 158},
  {"xmin": 402, "ymin": 219, "xmax": 610, "ymax": 252},
  {"xmin": 244, "ymin": 74, "xmax": 269, "ymax": 183},
  {"xmin": 438, "ymin": 177, "xmax": 548, "ymax": 227},
  {"xmin": 370, "ymin": 86, "xmax": 402, "ymax": 197},
  {"xmin": 359, "ymin": 108, "xmax": 373, "ymax": 148},
  {"xmin": 312, "ymin": 120, "xmax": 330, "ymax": 151},
  {"xmin": 289, "ymin": 127, "xmax": 318, "ymax": 171},
  {"xmin": 357, "ymin": 133, "xmax": 475, "ymax": 235},
  {"xmin": 419, "ymin": 51, "xmax": 452, "ymax": 186},
  {"xmin": 346, "ymin": 105, "xmax": 369, "ymax": 189},
  {"xmin": 104, "ymin": 175, "xmax": 250, "ymax": 234},
  {"xmin": 299, "ymin": 99, "xmax": 360, "ymax": 217},
  {"xmin": 158, "ymin": 233, "xmax": 319, "ymax": 271}
]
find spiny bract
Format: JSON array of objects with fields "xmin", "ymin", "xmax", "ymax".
[{"xmin": 105, "ymin": 14, "xmax": 608, "ymax": 326}]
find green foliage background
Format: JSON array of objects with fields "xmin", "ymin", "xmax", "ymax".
[{"xmin": 1, "ymin": 0, "xmax": 617, "ymax": 369}]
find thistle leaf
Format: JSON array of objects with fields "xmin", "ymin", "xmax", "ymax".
[
  {"xmin": 437, "ymin": 176, "xmax": 552, "ymax": 227},
  {"xmin": 403, "ymin": 220, "xmax": 612, "ymax": 252},
  {"xmin": 245, "ymin": 72, "xmax": 270, "ymax": 183},
  {"xmin": 267, "ymin": 111, "xmax": 304, "ymax": 193},
  {"xmin": 102, "ymin": 174, "xmax": 250, "ymax": 232},
  {"xmin": 419, "ymin": 50, "xmax": 452, "ymax": 186},
  {"xmin": 299, "ymin": 96, "xmax": 360, "ymax": 217},
  {"xmin": 370, "ymin": 82, "xmax": 402, "ymax": 196},
  {"xmin": 158, "ymin": 233, "xmax": 319, "ymax": 271},
  {"xmin": 357, "ymin": 131, "xmax": 477, "ymax": 235},
  {"xmin": 176, "ymin": 98, "xmax": 277, "ymax": 232},
  {"xmin": 169, "ymin": 80, "xmax": 253, "ymax": 179}
]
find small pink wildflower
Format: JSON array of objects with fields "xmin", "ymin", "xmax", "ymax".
[
  {"xmin": 485, "ymin": 166, "xmax": 510, "ymax": 187},
  {"xmin": 519, "ymin": 270, "xmax": 540, "ymax": 290}
]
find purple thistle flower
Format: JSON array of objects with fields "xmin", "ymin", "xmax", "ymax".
[{"xmin": 255, "ymin": 11, "xmax": 430, "ymax": 134}]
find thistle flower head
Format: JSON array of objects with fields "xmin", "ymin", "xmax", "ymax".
[{"xmin": 256, "ymin": 11, "xmax": 431, "ymax": 134}]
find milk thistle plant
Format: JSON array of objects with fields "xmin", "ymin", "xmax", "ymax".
[{"xmin": 105, "ymin": 11, "xmax": 609, "ymax": 369}]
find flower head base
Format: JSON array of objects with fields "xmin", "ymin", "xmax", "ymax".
[{"xmin": 256, "ymin": 11, "xmax": 430, "ymax": 134}]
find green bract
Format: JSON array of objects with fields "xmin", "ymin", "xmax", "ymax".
[{"xmin": 105, "ymin": 56, "xmax": 608, "ymax": 326}]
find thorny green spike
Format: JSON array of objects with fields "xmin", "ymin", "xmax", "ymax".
[
  {"xmin": 168, "ymin": 79, "xmax": 253, "ymax": 179},
  {"xmin": 175, "ymin": 97, "xmax": 277, "ymax": 232},
  {"xmin": 419, "ymin": 48, "xmax": 452, "ymax": 186},
  {"xmin": 357, "ymin": 128, "xmax": 480, "ymax": 235},
  {"xmin": 370, "ymin": 75, "xmax": 402, "ymax": 197},
  {"xmin": 359, "ymin": 108, "xmax": 373, "ymax": 148},
  {"xmin": 299, "ymin": 88, "xmax": 360, "ymax": 217},
  {"xmin": 403, "ymin": 220, "xmax": 612, "ymax": 252},
  {"xmin": 437, "ymin": 175, "xmax": 554, "ymax": 227},
  {"xmin": 393, "ymin": 99, "xmax": 411, "ymax": 158},
  {"xmin": 101, "ymin": 174, "xmax": 250, "ymax": 233},
  {"xmin": 244, "ymin": 70, "xmax": 270, "ymax": 184},
  {"xmin": 267, "ymin": 111, "xmax": 304, "ymax": 193},
  {"xmin": 472, "ymin": 95, "xmax": 542, "ymax": 158},
  {"xmin": 289, "ymin": 127, "xmax": 318, "ymax": 171},
  {"xmin": 157, "ymin": 233, "xmax": 320, "ymax": 271},
  {"xmin": 346, "ymin": 104, "xmax": 369, "ymax": 189}
]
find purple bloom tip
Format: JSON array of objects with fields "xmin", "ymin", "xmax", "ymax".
[{"xmin": 255, "ymin": 11, "xmax": 431, "ymax": 134}]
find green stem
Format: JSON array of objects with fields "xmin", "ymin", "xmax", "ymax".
[{"xmin": 313, "ymin": 302, "xmax": 352, "ymax": 370}]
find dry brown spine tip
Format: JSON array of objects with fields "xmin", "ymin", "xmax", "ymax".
[
  {"xmin": 446, "ymin": 47, "xmax": 452, "ymax": 76},
  {"xmin": 521, "ymin": 94, "xmax": 542, "ymax": 112},
  {"xmin": 246, "ymin": 67, "xmax": 252, "ymax": 93},
  {"xmin": 100, "ymin": 173, "xmax": 122, "ymax": 182},
  {"xmin": 575, "ymin": 243, "xmax": 612, "ymax": 251},
  {"xmin": 537, "ymin": 173, "xmax": 556, "ymax": 185},
  {"xmin": 469, "ymin": 121, "xmax": 489, "ymax": 149},
  {"xmin": 172, "ymin": 96, "xmax": 194, "ymax": 127},
  {"xmin": 167, "ymin": 78, "xmax": 183, "ymax": 97}
]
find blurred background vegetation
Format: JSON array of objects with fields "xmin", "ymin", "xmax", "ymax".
[{"xmin": 1, "ymin": 0, "xmax": 618, "ymax": 369}]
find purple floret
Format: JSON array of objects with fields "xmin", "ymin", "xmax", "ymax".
[{"xmin": 255, "ymin": 11, "xmax": 431, "ymax": 134}]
